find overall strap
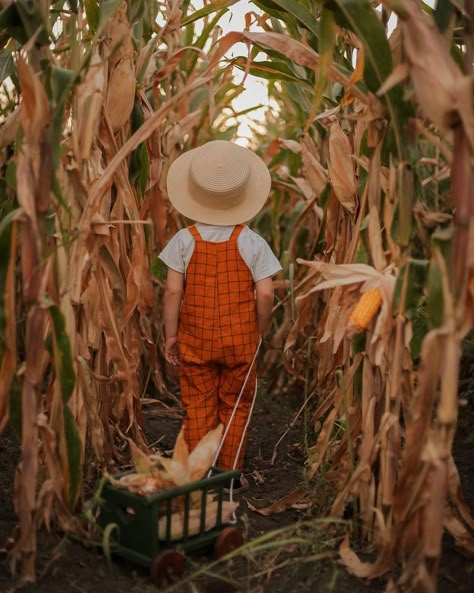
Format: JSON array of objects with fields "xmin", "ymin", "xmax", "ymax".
[
  {"xmin": 188, "ymin": 225, "xmax": 202, "ymax": 241},
  {"xmin": 229, "ymin": 224, "xmax": 244, "ymax": 242}
]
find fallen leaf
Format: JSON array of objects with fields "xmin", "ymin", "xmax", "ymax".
[{"xmin": 246, "ymin": 489, "xmax": 306, "ymax": 516}]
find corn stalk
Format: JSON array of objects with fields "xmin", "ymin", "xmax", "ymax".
[
  {"xmin": 247, "ymin": 0, "xmax": 474, "ymax": 590},
  {"xmin": 0, "ymin": 0, "xmax": 248, "ymax": 580}
]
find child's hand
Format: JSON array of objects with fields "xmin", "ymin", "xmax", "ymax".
[{"xmin": 165, "ymin": 337, "xmax": 180, "ymax": 366}]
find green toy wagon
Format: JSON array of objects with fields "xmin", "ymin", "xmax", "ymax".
[{"xmin": 97, "ymin": 467, "xmax": 244, "ymax": 586}]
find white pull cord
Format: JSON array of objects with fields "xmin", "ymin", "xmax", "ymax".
[
  {"xmin": 227, "ymin": 377, "xmax": 258, "ymax": 521},
  {"xmin": 211, "ymin": 337, "xmax": 262, "ymax": 469},
  {"xmin": 206, "ymin": 338, "xmax": 262, "ymax": 523}
]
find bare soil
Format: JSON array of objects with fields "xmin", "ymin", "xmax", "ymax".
[{"xmin": 1, "ymin": 380, "xmax": 473, "ymax": 593}]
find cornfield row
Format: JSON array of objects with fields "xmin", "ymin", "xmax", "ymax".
[{"xmin": 0, "ymin": 1, "xmax": 473, "ymax": 592}]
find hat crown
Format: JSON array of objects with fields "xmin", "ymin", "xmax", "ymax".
[{"xmin": 190, "ymin": 142, "xmax": 250, "ymax": 199}]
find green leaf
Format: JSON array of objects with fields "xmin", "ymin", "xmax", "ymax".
[
  {"xmin": 255, "ymin": 0, "xmax": 320, "ymax": 38},
  {"xmin": 396, "ymin": 164, "xmax": 414, "ymax": 247},
  {"xmin": 0, "ymin": 219, "xmax": 12, "ymax": 364},
  {"xmin": 433, "ymin": 0, "xmax": 454, "ymax": 33},
  {"xmin": 129, "ymin": 0, "xmax": 146, "ymax": 23},
  {"xmin": 137, "ymin": 142, "xmax": 149, "ymax": 199},
  {"xmin": 151, "ymin": 256, "xmax": 167, "ymax": 281},
  {"xmin": 84, "ymin": 0, "xmax": 99, "ymax": 33},
  {"xmin": 101, "ymin": 522, "xmax": 119, "ymax": 567},
  {"xmin": 426, "ymin": 258, "xmax": 444, "ymax": 328},
  {"xmin": 0, "ymin": 3, "xmax": 28, "ymax": 44},
  {"xmin": 0, "ymin": 49, "xmax": 14, "ymax": 84},
  {"xmin": 49, "ymin": 304, "xmax": 76, "ymax": 404},
  {"xmin": 181, "ymin": 0, "xmax": 239, "ymax": 26},
  {"xmin": 16, "ymin": 0, "xmax": 50, "ymax": 45},
  {"xmin": 233, "ymin": 59, "xmax": 309, "ymax": 83},
  {"xmin": 6, "ymin": 161, "xmax": 16, "ymax": 191},
  {"xmin": 63, "ymin": 406, "xmax": 82, "ymax": 508},
  {"xmin": 66, "ymin": 0, "xmax": 78, "ymax": 12},
  {"xmin": 51, "ymin": 66, "xmax": 77, "ymax": 109},
  {"xmin": 411, "ymin": 306, "xmax": 428, "ymax": 360},
  {"xmin": 324, "ymin": 0, "xmax": 410, "ymax": 160},
  {"xmin": 392, "ymin": 258, "xmax": 428, "ymax": 320},
  {"xmin": 309, "ymin": 7, "xmax": 336, "ymax": 118},
  {"xmin": 98, "ymin": 0, "xmax": 122, "ymax": 31}
]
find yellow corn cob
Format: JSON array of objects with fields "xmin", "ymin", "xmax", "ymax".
[{"xmin": 348, "ymin": 287, "xmax": 383, "ymax": 332}]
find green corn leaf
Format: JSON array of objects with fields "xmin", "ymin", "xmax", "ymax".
[
  {"xmin": 411, "ymin": 307, "xmax": 429, "ymax": 361},
  {"xmin": 433, "ymin": 0, "xmax": 454, "ymax": 33},
  {"xmin": 66, "ymin": 0, "xmax": 78, "ymax": 13},
  {"xmin": 84, "ymin": 0, "xmax": 100, "ymax": 33},
  {"xmin": 151, "ymin": 256, "xmax": 167, "ymax": 281},
  {"xmin": 255, "ymin": 0, "xmax": 320, "ymax": 38},
  {"xmin": 16, "ymin": 0, "xmax": 50, "ymax": 45},
  {"xmin": 0, "ymin": 219, "xmax": 12, "ymax": 364},
  {"xmin": 0, "ymin": 2, "xmax": 29, "ymax": 45},
  {"xmin": 98, "ymin": 0, "xmax": 122, "ymax": 31},
  {"xmin": 0, "ymin": 49, "xmax": 14, "ymax": 84},
  {"xmin": 396, "ymin": 164, "xmax": 415, "ymax": 247},
  {"xmin": 181, "ymin": 0, "xmax": 239, "ymax": 26},
  {"xmin": 138, "ymin": 142, "xmax": 149, "ymax": 199},
  {"xmin": 233, "ymin": 58, "xmax": 309, "ymax": 83},
  {"xmin": 392, "ymin": 258, "xmax": 428, "ymax": 319},
  {"xmin": 63, "ymin": 405, "xmax": 82, "ymax": 508},
  {"xmin": 5, "ymin": 161, "xmax": 16, "ymax": 191},
  {"xmin": 324, "ymin": 0, "xmax": 410, "ymax": 160},
  {"xmin": 51, "ymin": 66, "xmax": 77, "ymax": 110},
  {"xmin": 309, "ymin": 8, "xmax": 335, "ymax": 119},
  {"xmin": 49, "ymin": 304, "xmax": 76, "ymax": 404},
  {"xmin": 426, "ymin": 258, "xmax": 444, "ymax": 328}
]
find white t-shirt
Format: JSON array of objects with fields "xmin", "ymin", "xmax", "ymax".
[{"xmin": 159, "ymin": 223, "xmax": 282, "ymax": 282}]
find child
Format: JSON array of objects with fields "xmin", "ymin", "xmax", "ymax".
[{"xmin": 159, "ymin": 140, "xmax": 281, "ymax": 491}]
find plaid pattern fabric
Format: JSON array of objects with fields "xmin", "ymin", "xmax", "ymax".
[{"xmin": 178, "ymin": 224, "xmax": 259, "ymax": 470}]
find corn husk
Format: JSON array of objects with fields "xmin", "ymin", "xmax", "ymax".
[
  {"xmin": 158, "ymin": 501, "xmax": 239, "ymax": 541},
  {"xmin": 105, "ymin": 56, "xmax": 136, "ymax": 131},
  {"xmin": 153, "ymin": 424, "xmax": 224, "ymax": 486},
  {"xmin": 109, "ymin": 473, "xmax": 174, "ymax": 495},
  {"xmin": 111, "ymin": 424, "xmax": 225, "ymax": 495},
  {"xmin": 189, "ymin": 423, "xmax": 224, "ymax": 480},
  {"xmin": 102, "ymin": 3, "xmax": 135, "ymax": 131}
]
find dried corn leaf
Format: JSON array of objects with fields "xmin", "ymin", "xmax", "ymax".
[
  {"xmin": 246, "ymin": 489, "xmax": 306, "ymax": 516},
  {"xmin": 339, "ymin": 533, "xmax": 392, "ymax": 578},
  {"xmin": 189, "ymin": 423, "xmax": 224, "ymax": 480},
  {"xmin": 444, "ymin": 509, "xmax": 474, "ymax": 556}
]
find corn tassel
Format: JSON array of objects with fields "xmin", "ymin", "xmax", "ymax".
[{"xmin": 348, "ymin": 288, "xmax": 383, "ymax": 332}]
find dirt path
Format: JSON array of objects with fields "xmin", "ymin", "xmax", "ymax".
[{"xmin": 1, "ymin": 386, "xmax": 473, "ymax": 593}]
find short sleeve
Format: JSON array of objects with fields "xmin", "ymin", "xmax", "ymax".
[
  {"xmin": 158, "ymin": 230, "xmax": 187, "ymax": 273},
  {"xmin": 241, "ymin": 231, "xmax": 282, "ymax": 282}
]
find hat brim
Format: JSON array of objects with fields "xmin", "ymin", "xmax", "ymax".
[{"xmin": 166, "ymin": 144, "xmax": 271, "ymax": 225}]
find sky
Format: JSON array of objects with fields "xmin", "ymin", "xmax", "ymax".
[
  {"xmin": 199, "ymin": 0, "xmax": 436, "ymax": 144},
  {"xmin": 212, "ymin": 0, "xmax": 274, "ymax": 144}
]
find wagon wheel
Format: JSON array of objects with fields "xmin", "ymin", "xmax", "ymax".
[
  {"xmin": 214, "ymin": 527, "xmax": 244, "ymax": 559},
  {"xmin": 150, "ymin": 549, "xmax": 185, "ymax": 586}
]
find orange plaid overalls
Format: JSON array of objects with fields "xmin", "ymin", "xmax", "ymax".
[{"xmin": 178, "ymin": 224, "xmax": 260, "ymax": 470}]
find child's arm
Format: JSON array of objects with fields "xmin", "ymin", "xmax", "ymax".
[
  {"xmin": 164, "ymin": 269, "xmax": 184, "ymax": 365},
  {"xmin": 255, "ymin": 276, "xmax": 274, "ymax": 337}
]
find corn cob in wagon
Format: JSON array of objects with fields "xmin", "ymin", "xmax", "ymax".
[{"xmin": 104, "ymin": 424, "xmax": 240, "ymax": 540}]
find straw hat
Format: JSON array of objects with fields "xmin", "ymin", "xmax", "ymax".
[{"xmin": 166, "ymin": 140, "xmax": 271, "ymax": 225}]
